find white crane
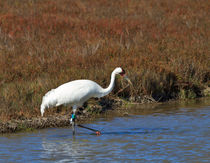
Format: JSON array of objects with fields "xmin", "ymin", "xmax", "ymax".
[{"xmin": 40, "ymin": 67, "xmax": 127, "ymax": 133}]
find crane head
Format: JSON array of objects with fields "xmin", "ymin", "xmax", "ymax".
[
  {"xmin": 116, "ymin": 67, "xmax": 132, "ymax": 85},
  {"xmin": 114, "ymin": 67, "xmax": 125, "ymax": 76},
  {"xmin": 119, "ymin": 68, "xmax": 126, "ymax": 77}
]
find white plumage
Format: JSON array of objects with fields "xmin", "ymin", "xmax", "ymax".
[{"xmin": 40, "ymin": 67, "xmax": 126, "ymax": 116}]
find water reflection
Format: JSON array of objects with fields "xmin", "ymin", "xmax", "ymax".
[{"xmin": 41, "ymin": 136, "xmax": 88, "ymax": 162}]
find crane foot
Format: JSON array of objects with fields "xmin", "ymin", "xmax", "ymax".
[{"xmin": 95, "ymin": 131, "xmax": 101, "ymax": 135}]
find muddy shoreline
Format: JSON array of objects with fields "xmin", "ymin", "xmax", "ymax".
[
  {"xmin": 0, "ymin": 97, "xmax": 119, "ymax": 134},
  {"xmin": 0, "ymin": 96, "xmax": 154, "ymax": 134},
  {"xmin": 1, "ymin": 96, "xmax": 210, "ymax": 134}
]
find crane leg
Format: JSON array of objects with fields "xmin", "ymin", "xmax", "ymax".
[
  {"xmin": 72, "ymin": 121, "xmax": 75, "ymax": 135},
  {"xmin": 70, "ymin": 105, "xmax": 77, "ymax": 135}
]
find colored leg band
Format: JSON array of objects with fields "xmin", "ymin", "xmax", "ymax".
[{"xmin": 71, "ymin": 114, "xmax": 76, "ymax": 120}]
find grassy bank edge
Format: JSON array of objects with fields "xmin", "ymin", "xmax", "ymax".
[{"xmin": 1, "ymin": 89, "xmax": 210, "ymax": 134}]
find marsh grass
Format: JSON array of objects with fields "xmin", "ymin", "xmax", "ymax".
[{"xmin": 0, "ymin": 0, "xmax": 209, "ymax": 121}]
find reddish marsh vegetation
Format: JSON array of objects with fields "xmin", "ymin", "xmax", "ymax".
[{"xmin": 0, "ymin": 0, "xmax": 209, "ymax": 121}]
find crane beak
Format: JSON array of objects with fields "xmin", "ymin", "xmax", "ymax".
[{"xmin": 123, "ymin": 74, "xmax": 133, "ymax": 85}]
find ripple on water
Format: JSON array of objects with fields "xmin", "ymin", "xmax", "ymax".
[{"xmin": 0, "ymin": 99, "xmax": 210, "ymax": 162}]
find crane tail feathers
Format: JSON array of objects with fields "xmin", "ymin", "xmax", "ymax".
[
  {"xmin": 40, "ymin": 104, "xmax": 45, "ymax": 116},
  {"xmin": 40, "ymin": 89, "xmax": 57, "ymax": 116}
]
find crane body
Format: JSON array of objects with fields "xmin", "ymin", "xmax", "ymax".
[
  {"xmin": 41, "ymin": 80, "xmax": 103, "ymax": 115},
  {"xmin": 40, "ymin": 67, "xmax": 126, "ymax": 134}
]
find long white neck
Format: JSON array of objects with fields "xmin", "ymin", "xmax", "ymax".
[{"xmin": 100, "ymin": 71, "xmax": 116, "ymax": 97}]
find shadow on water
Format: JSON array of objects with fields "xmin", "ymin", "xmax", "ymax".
[
  {"xmin": 82, "ymin": 131, "xmax": 149, "ymax": 135},
  {"xmin": 78, "ymin": 127, "xmax": 170, "ymax": 136}
]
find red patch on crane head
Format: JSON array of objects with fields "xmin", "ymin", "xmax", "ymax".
[{"xmin": 119, "ymin": 68, "xmax": 126, "ymax": 76}]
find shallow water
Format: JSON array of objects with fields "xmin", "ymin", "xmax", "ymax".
[{"xmin": 0, "ymin": 98, "xmax": 210, "ymax": 162}]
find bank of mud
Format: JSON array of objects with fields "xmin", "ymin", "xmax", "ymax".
[
  {"xmin": 1, "ymin": 93, "xmax": 210, "ymax": 134},
  {"xmin": 0, "ymin": 95, "xmax": 159, "ymax": 134},
  {"xmin": 0, "ymin": 97, "xmax": 120, "ymax": 134}
]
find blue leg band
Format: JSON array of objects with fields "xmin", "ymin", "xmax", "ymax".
[{"xmin": 71, "ymin": 114, "xmax": 76, "ymax": 120}]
